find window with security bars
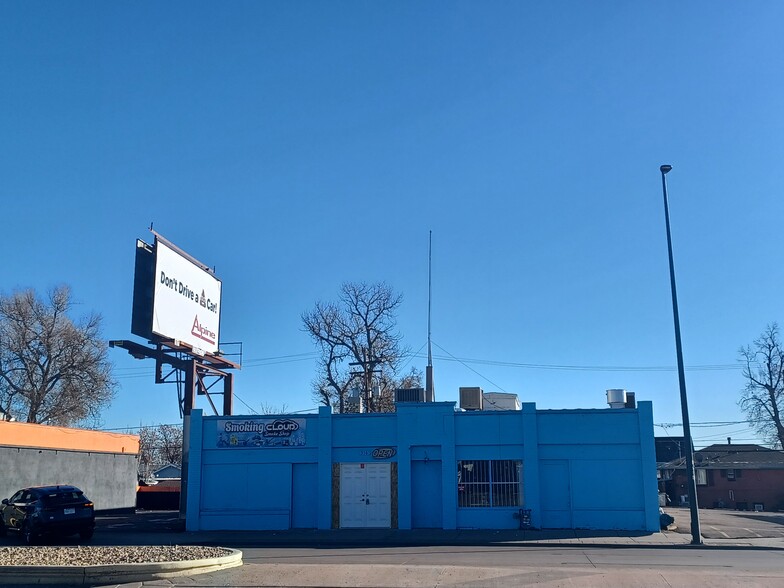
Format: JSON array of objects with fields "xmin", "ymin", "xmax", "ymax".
[{"xmin": 457, "ymin": 460, "xmax": 523, "ymax": 507}]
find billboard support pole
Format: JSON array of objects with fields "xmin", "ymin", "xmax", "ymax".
[
  {"xmin": 223, "ymin": 374, "xmax": 234, "ymax": 415},
  {"xmin": 184, "ymin": 359, "xmax": 197, "ymax": 416},
  {"xmin": 180, "ymin": 412, "xmax": 190, "ymax": 521},
  {"xmin": 122, "ymin": 231, "xmax": 237, "ymax": 522}
]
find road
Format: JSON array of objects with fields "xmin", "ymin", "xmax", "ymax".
[
  {"xmin": 5, "ymin": 510, "xmax": 784, "ymax": 586},
  {"xmin": 121, "ymin": 543, "xmax": 784, "ymax": 587}
]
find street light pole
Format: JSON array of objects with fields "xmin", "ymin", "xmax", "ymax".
[{"xmin": 659, "ymin": 164, "xmax": 702, "ymax": 545}]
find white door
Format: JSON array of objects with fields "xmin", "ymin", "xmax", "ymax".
[
  {"xmin": 339, "ymin": 463, "xmax": 391, "ymax": 528},
  {"xmin": 339, "ymin": 464, "xmax": 368, "ymax": 528},
  {"xmin": 365, "ymin": 463, "xmax": 391, "ymax": 527}
]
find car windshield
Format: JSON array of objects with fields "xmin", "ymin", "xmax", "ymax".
[{"xmin": 40, "ymin": 491, "xmax": 85, "ymax": 506}]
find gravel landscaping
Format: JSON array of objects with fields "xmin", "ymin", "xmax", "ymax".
[{"xmin": 0, "ymin": 545, "xmax": 232, "ymax": 567}]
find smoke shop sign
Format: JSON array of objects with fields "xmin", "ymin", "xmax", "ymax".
[{"xmin": 217, "ymin": 418, "xmax": 306, "ymax": 448}]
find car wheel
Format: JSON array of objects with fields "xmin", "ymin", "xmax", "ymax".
[
  {"xmin": 22, "ymin": 522, "xmax": 36, "ymax": 546},
  {"xmin": 0, "ymin": 519, "xmax": 6, "ymax": 537},
  {"xmin": 79, "ymin": 527, "xmax": 94, "ymax": 541}
]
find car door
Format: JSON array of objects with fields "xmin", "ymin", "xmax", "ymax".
[{"xmin": 2, "ymin": 491, "xmax": 25, "ymax": 530}]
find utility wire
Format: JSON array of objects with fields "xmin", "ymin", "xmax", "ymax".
[
  {"xmin": 398, "ymin": 342, "xmax": 427, "ymax": 373},
  {"xmin": 432, "ymin": 340, "xmax": 507, "ymax": 393},
  {"xmin": 114, "ymin": 349, "xmax": 744, "ymax": 376},
  {"xmin": 410, "ymin": 352, "xmax": 741, "ymax": 372},
  {"xmin": 243, "ymin": 352, "xmax": 319, "ymax": 367},
  {"xmin": 656, "ymin": 420, "xmax": 750, "ymax": 428},
  {"xmin": 232, "ymin": 393, "xmax": 259, "ymax": 415}
]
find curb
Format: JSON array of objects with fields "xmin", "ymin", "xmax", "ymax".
[{"xmin": 0, "ymin": 547, "xmax": 243, "ymax": 585}]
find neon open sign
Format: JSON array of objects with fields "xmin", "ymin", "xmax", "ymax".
[{"xmin": 371, "ymin": 447, "xmax": 396, "ymax": 459}]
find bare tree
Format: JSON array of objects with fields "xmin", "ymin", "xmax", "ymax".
[
  {"xmin": 137, "ymin": 426, "xmax": 158, "ymax": 481},
  {"xmin": 302, "ymin": 282, "xmax": 407, "ymax": 413},
  {"xmin": 137, "ymin": 423, "xmax": 183, "ymax": 480},
  {"xmin": 259, "ymin": 402, "xmax": 289, "ymax": 414},
  {"xmin": 373, "ymin": 366, "xmax": 423, "ymax": 413},
  {"xmin": 0, "ymin": 286, "xmax": 116, "ymax": 426},
  {"xmin": 739, "ymin": 323, "xmax": 784, "ymax": 448},
  {"xmin": 156, "ymin": 423, "xmax": 183, "ymax": 465}
]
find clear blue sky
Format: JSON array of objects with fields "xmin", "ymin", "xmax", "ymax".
[{"xmin": 3, "ymin": 2, "xmax": 783, "ymax": 448}]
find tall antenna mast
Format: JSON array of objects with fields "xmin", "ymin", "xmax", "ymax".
[{"xmin": 425, "ymin": 230, "xmax": 435, "ymax": 401}]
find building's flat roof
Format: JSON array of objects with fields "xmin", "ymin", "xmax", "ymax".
[{"xmin": 0, "ymin": 420, "xmax": 139, "ymax": 454}]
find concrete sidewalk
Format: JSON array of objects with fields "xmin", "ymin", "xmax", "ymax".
[
  {"xmin": 92, "ymin": 526, "xmax": 784, "ymax": 550},
  {"xmin": 93, "ymin": 509, "xmax": 784, "ymax": 550}
]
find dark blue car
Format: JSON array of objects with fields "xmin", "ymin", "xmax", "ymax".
[{"xmin": 0, "ymin": 485, "xmax": 95, "ymax": 545}]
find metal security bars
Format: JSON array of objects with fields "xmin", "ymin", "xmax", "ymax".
[{"xmin": 457, "ymin": 460, "xmax": 523, "ymax": 507}]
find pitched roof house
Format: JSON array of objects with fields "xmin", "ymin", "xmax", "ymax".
[{"xmin": 660, "ymin": 443, "xmax": 784, "ymax": 511}]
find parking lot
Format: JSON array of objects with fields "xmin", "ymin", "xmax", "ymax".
[
  {"xmin": 668, "ymin": 506, "xmax": 784, "ymax": 539},
  {"xmin": 0, "ymin": 510, "xmax": 184, "ymax": 547},
  {"xmin": 95, "ymin": 509, "xmax": 184, "ymax": 533}
]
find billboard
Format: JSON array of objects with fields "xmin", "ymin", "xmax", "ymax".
[
  {"xmin": 131, "ymin": 235, "xmax": 222, "ymax": 355},
  {"xmin": 152, "ymin": 239, "xmax": 222, "ymax": 353},
  {"xmin": 216, "ymin": 418, "xmax": 307, "ymax": 448}
]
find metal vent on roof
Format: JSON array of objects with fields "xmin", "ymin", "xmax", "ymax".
[
  {"xmin": 459, "ymin": 387, "xmax": 483, "ymax": 411},
  {"xmin": 395, "ymin": 387, "xmax": 425, "ymax": 403}
]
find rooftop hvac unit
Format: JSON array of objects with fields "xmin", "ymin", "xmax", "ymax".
[
  {"xmin": 606, "ymin": 389, "xmax": 627, "ymax": 409},
  {"xmin": 459, "ymin": 387, "xmax": 484, "ymax": 411},
  {"xmin": 482, "ymin": 392, "xmax": 521, "ymax": 411},
  {"xmin": 395, "ymin": 387, "xmax": 425, "ymax": 403}
]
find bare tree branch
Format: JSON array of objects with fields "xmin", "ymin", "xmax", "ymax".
[
  {"xmin": 0, "ymin": 286, "xmax": 117, "ymax": 426},
  {"xmin": 302, "ymin": 282, "xmax": 410, "ymax": 413},
  {"xmin": 739, "ymin": 323, "xmax": 784, "ymax": 448},
  {"xmin": 137, "ymin": 424, "xmax": 183, "ymax": 480}
]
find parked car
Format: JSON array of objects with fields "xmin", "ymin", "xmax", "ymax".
[{"xmin": 0, "ymin": 485, "xmax": 95, "ymax": 545}]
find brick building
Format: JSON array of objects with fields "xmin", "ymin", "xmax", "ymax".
[{"xmin": 661, "ymin": 443, "xmax": 784, "ymax": 511}]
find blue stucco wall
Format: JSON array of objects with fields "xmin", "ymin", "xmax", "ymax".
[{"xmin": 186, "ymin": 400, "xmax": 659, "ymax": 533}]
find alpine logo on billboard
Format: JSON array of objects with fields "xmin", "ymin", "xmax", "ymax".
[{"xmin": 191, "ymin": 315, "xmax": 216, "ymax": 345}]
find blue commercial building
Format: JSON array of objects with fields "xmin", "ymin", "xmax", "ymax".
[{"xmin": 184, "ymin": 401, "xmax": 659, "ymax": 532}]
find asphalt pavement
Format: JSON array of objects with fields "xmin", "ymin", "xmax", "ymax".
[
  {"xmin": 668, "ymin": 506, "xmax": 784, "ymax": 540},
  {"xmin": 4, "ymin": 509, "xmax": 784, "ymax": 587}
]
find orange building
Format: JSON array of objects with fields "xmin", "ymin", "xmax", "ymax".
[{"xmin": 0, "ymin": 421, "xmax": 140, "ymax": 512}]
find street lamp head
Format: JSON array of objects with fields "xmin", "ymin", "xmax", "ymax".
[{"xmin": 660, "ymin": 164, "xmax": 673, "ymax": 175}]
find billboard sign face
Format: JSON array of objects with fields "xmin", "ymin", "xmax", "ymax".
[
  {"xmin": 216, "ymin": 418, "xmax": 307, "ymax": 448},
  {"xmin": 151, "ymin": 239, "xmax": 222, "ymax": 353}
]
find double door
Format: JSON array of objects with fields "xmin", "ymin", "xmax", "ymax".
[{"xmin": 339, "ymin": 463, "xmax": 391, "ymax": 528}]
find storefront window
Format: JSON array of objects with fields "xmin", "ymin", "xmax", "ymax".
[{"xmin": 457, "ymin": 460, "xmax": 522, "ymax": 507}]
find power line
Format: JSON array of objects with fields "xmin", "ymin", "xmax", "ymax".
[
  {"xmin": 243, "ymin": 352, "xmax": 319, "ymax": 367},
  {"xmin": 98, "ymin": 423, "xmax": 182, "ymax": 432},
  {"xmin": 398, "ymin": 342, "xmax": 427, "ymax": 373},
  {"xmin": 114, "ymin": 347, "xmax": 745, "ymax": 375},
  {"xmin": 656, "ymin": 420, "xmax": 749, "ymax": 429},
  {"xmin": 432, "ymin": 341, "xmax": 507, "ymax": 393},
  {"xmin": 415, "ymin": 353, "xmax": 742, "ymax": 373},
  {"xmin": 232, "ymin": 393, "xmax": 258, "ymax": 415}
]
